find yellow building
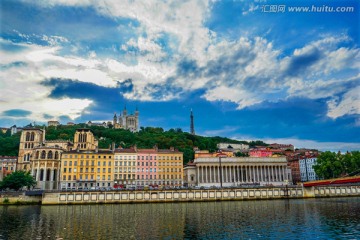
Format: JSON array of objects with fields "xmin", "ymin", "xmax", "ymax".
[
  {"xmin": 157, "ymin": 148, "xmax": 183, "ymax": 186},
  {"xmin": 60, "ymin": 129, "xmax": 114, "ymax": 190}
]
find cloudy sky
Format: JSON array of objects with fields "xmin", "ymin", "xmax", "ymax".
[{"xmin": 1, "ymin": 0, "xmax": 359, "ymax": 151}]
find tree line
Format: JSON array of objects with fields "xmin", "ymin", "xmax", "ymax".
[
  {"xmin": 313, "ymin": 151, "xmax": 360, "ymax": 179},
  {"xmin": 0, "ymin": 125, "xmax": 267, "ymax": 164}
]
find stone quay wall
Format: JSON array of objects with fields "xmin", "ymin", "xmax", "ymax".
[
  {"xmin": 1, "ymin": 185, "xmax": 359, "ymax": 205},
  {"xmin": 42, "ymin": 184, "xmax": 360, "ymax": 204}
]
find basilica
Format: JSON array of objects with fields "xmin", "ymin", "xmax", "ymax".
[{"xmin": 112, "ymin": 106, "xmax": 139, "ymax": 132}]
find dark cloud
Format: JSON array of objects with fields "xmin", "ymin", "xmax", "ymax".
[
  {"xmin": 2, "ymin": 109, "xmax": 32, "ymax": 117},
  {"xmin": 285, "ymin": 47, "xmax": 322, "ymax": 77},
  {"xmin": 43, "ymin": 113, "xmax": 54, "ymax": 119}
]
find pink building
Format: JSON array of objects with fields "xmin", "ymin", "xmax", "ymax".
[
  {"xmin": 249, "ymin": 148, "xmax": 273, "ymax": 157},
  {"xmin": 137, "ymin": 149, "xmax": 158, "ymax": 186}
]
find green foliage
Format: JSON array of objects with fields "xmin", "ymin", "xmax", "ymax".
[
  {"xmin": 0, "ymin": 124, "xmax": 268, "ymax": 164},
  {"xmin": 0, "ymin": 131, "xmax": 20, "ymax": 156},
  {"xmin": 3, "ymin": 198, "xmax": 9, "ymax": 204},
  {"xmin": 0, "ymin": 171, "xmax": 36, "ymax": 191},
  {"xmin": 235, "ymin": 152, "xmax": 249, "ymax": 157},
  {"xmin": 313, "ymin": 151, "xmax": 360, "ymax": 179}
]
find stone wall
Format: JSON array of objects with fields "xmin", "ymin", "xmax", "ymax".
[{"xmin": 42, "ymin": 185, "xmax": 360, "ymax": 204}]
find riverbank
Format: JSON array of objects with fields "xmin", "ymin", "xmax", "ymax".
[{"xmin": 1, "ymin": 184, "xmax": 360, "ymax": 205}]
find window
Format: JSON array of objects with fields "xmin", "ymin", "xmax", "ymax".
[{"xmin": 64, "ymin": 161, "xmax": 67, "ymax": 166}]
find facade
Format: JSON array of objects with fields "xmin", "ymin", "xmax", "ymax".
[
  {"xmin": 137, "ymin": 149, "xmax": 158, "ymax": 186},
  {"xmin": 249, "ymin": 148, "xmax": 273, "ymax": 158},
  {"xmin": 157, "ymin": 148, "xmax": 183, "ymax": 186},
  {"xmin": 60, "ymin": 129, "xmax": 113, "ymax": 190},
  {"xmin": 31, "ymin": 146, "xmax": 64, "ymax": 190},
  {"xmin": 217, "ymin": 143, "xmax": 249, "ymax": 152},
  {"xmin": 114, "ymin": 148, "xmax": 137, "ymax": 187},
  {"xmin": 113, "ymin": 107, "xmax": 139, "ymax": 132},
  {"xmin": 0, "ymin": 156, "xmax": 17, "ymax": 181},
  {"xmin": 17, "ymin": 128, "xmax": 45, "ymax": 171},
  {"xmin": 60, "ymin": 150, "xmax": 114, "ymax": 190},
  {"xmin": 269, "ymin": 143, "xmax": 294, "ymax": 151},
  {"xmin": 48, "ymin": 121, "xmax": 60, "ymax": 127},
  {"xmin": 184, "ymin": 157, "xmax": 292, "ymax": 187},
  {"xmin": 299, "ymin": 157, "xmax": 320, "ymax": 182}
]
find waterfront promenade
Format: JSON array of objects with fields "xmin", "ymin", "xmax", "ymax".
[{"xmin": 1, "ymin": 184, "xmax": 360, "ymax": 205}]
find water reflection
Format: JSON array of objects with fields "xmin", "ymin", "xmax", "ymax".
[{"xmin": 0, "ymin": 198, "xmax": 359, "ymax": 239}]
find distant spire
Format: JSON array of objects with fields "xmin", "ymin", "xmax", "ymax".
[{"xmin": 190, "ymin": 109, "xmax": 195, "ymax": 135}]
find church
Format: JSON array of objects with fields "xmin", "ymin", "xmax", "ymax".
[{"xmin": 112, "ymin": 106, "xmax": 139, "ymax": 132}]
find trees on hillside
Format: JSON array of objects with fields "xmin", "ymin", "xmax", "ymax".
[{"xmin": 313, "ymin": 151, "xmax": 360, "ymax": 179}]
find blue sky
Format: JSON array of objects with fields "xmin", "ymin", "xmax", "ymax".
[{"xmin": 0, "ymin": 0, "xmax": 359, "ymax": 151}]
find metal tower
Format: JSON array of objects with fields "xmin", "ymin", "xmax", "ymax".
[{"xmin": 190, "ymin": 109, "xmax": 195, "ymax": 135}]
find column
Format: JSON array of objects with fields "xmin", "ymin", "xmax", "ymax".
[
  {"xmin": 283, "ymin": 166, "xmax": 286, "ymax": 181},
  {"xmin": 43, "ymin": 162, "xmax": 48, "ymax": 182},
  {"xmin": 271, "ymin": 166, "xmax": 274, "ymax": 182},
  {"xmin": 36, "ymin": 162, "xmax": 40, "ymax": 181},
  {"xmin": 197, "ymin": 167, "xmax": 200, "ymax": 184},
  {"xmin": 217, "ymin": 166, "xmax": 220, "ymax": 183},
  {"xmin": 205, "ymin": 166, "xmax": 208, "ymax": 184},
  {"xmin": 245, "ymin": 166, "xmax": 248, "ymax": 182},
  {"xmin": 201, "ymin": 166, "xmax": 204, "ymax": 183},
  {"xmin": 233, "ymin": 166, "xmax": 236, "ymax": 183},
  {"xmin": 260, "ymin": 166, "xmax": 263, "ymax": 182}
]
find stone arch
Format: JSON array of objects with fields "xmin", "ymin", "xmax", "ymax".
[
  {"xmin": 40, "ymin": 169, "xmax": 44, "ymax": 181},
  {"xmin": 46, "ymin": 169, "xmax": 51, "ymax": 181},
  {"xmin": 54, "ymin": 151, "xmax": 59, "ymax": 160},
  {"xmin": 35, "ymin": 151, "xmax": 39, "ymax": 159},
  {"xmin": 41, "ymin": 150, "xmax": 46, "ymax": 159},
  {"xmin": 26, "ymin": 132, "xmax": 30, "ymax": 141},
  {"xmin": 47, "ymin": 151, "xmax": 53, "ymax": 159},
  {"xmin": 53, "ymin": 169, "xmax": 57, "ymax": 181},
  {"xmin": 30, "ymin": 132, "xmax": 35, "ymax": 141}
]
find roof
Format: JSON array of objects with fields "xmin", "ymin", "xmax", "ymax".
[
  {"xmin": 0, "ymin": 156, "xmax": 17, "ymax": 160},
  {"xmin": 115, "ymin": 148, "xmax": 137, "ymax": 153}
]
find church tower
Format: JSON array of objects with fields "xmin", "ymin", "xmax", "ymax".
[
  {"xmin": 113, "ymin": 112, "xmax": 117, "ymax": 126},
  {"xmin": 190, "ymin": 109, "xmax": 195, "ymax": 135}
]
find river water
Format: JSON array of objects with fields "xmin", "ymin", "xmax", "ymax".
[{"xmin": 0, "ymin": 197, "xmax": 359, "ymax": 239}]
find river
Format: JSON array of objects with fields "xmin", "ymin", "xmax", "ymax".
[{"xmin": 1, "ymin": 197, "xmax": 359, "ymax": 239}]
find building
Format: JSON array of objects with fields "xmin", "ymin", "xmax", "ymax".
[
  {"xmin": 184, "ymin": 157, "xmax": 292, "ymax": 187},
  {"xmin": 10, "ymin": 125, "xmax": 23, "ymax": 135},
  {"xmin": 0, "ymin": 127, "xmax": 8, "ymax": 134},
  {"xmin": 249, "ymin": 148, "xmax": 273, "ymax": 158},
  {"xmin": 48, "ymin": 120, "xmax": 60, "ymax": 127},
  {"xmin": 299, "ymin": 157, "xmax": 320, "ymax": 182},
  {"xmin": 269, "ymin": 143, "xmax": 294, "ymax": 151},
  {"xmin": 87, "ymin": 121, "xmax": 108, "ymax": 128},
  {"xmin": 113, "ymin": 106, "xmax": 139, "ymax": 132},
  {"xmin": 30, "ymin": 145, "xmax": 67, "ymax": 190},
  {"xmin": 217, "ymin": 143, "xmax": 249, "ymax": 152},
  {"xmin": 287, "ymin": 155, "xmax": 301, "ymax": 184},
  {"xmin": 0, "ymin": 156, "xmax": 17, "ymax": 181},
  {"xmin": 60, "ymin": 129, "xmax": 115, "ymax": 190},
  {"xmin": 183, "ymin": 161, "xmax": 196, "ymax": 187},
  {"xmin": 114, "ymin": 148, "xmax": 137, "ymax": 187},
  {"xmin": 137, "ymin": 148, "xmax": 158, "ymax": 186},
  {"xmin": 157, "ymin": 147, "xmax": 183, "ymax": 186},
  {"xmin": 17, "ymin": 128, "xmax": 45, "ymax": 171}
]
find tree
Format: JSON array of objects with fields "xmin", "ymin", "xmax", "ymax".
[{"xmin": 0, "ymin": 171, "xmax": 36, "ymax": 191}]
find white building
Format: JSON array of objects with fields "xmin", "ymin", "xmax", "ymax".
[
  {"xmin": 217, "ymin": 143, "xmax": 249, "ymax": 151},
  {"xmin": 299, "ymin": 157, "xmax": 320, "ymax": 182},
  {"xmin": 184, "ymin": 157, "xmax": 292, "ymax": 187}
]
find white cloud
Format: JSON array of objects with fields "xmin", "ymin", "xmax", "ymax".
[{"xmin": 327, "ymin": 86, "xmax": 360, "ymax": 119}]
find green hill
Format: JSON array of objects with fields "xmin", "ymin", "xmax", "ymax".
[{"xmin": 1, "ymin": 125, "xmax": 267, "ymax": 164}]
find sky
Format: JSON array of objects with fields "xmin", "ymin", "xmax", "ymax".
[{"xmin": 0, "ymin": 0, "xmax": 359, "ymax": 151}]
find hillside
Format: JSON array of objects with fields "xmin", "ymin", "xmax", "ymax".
[{"xmin": 0, "ymin": 125, "xmax": 267, "ymax": 163}]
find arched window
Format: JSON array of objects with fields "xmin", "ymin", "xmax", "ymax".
[
  {"xmin": 54, "ymin": 151, "xmax": 59, "ymax": 160},
  {"xmin": 40, "ymin": 169, "xmax": 44, "ymax": 181},
  {"xmin": 25, "ymin": 143, "xmax": 27, "ymax": 149},
  {"xmin": 23, "ymin": 155, "xmax": 26, "ymax": 161},
  {"xmin": 84, "ymin": 134, "xmax": 87, "ymax": 142},
  {"xmin": 27, "ymin": 153, "xmax": 30, "ymax": 161},
  {"xmin": 46, "ymin": 169, "xmax": 51, "ymax": 181},
  {"xmin": 35, "ymin": 151, "xmax": 39, "ymax": 159},
  {"xmin": 30, "ymin": 132, "xmax": 35, "ymax": 141},
  {"xmin": 53, "ymin": 169, "xmax": 57, "ymax": 181},
  {"xmin": 41, "ymin": 150, "xmax": 46, "ymax": 159},
  {"xmin": 26, "ymin": 132, "xmax": 30, "ymax": 141},
  {"xmin": 47, "ymin": 151, "xmax": 53, "ymax": 159}
]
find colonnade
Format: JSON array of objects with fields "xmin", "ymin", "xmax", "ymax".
[
  {"xmin": 196, "ymin": 164, "xmax": 288, "ymax": 185},
  {"xmin": 31, "ymin": 161, "xmax": 60, "ymax": 190}
]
